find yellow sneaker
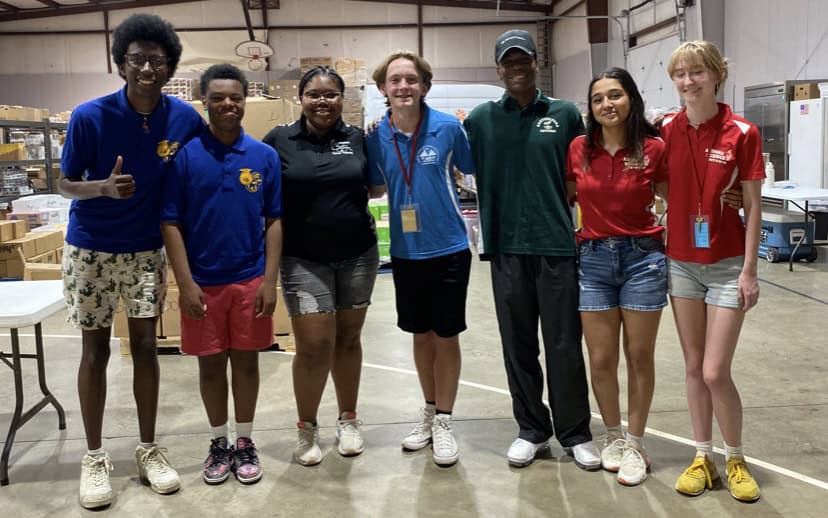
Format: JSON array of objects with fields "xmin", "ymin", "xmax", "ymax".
[
  {"xmin": 676, "ymin": 453, "xmax": 720, "ymax": 496},
  {"xmin": 726, "ymin": 456, "xmax": 760, "ymax": 502}
]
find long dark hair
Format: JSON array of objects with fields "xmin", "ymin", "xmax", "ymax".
[{"xmin": 583, "ymin": 67, "xmax": 658, "ymax": 170}]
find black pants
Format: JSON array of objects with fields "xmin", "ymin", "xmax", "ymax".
[{"xmin": 490, "ymin": 254, "xmax": 592, "ymax": 447}]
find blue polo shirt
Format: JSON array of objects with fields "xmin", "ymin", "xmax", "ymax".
[
  {"xmin": 61, "ymin": 86, "xmax": 205, "ymax": 253},
  {"xmin": 161, "ymin": 128, "xmax": 282, "ymax": 286},
  {"xmin": 366, "ymin": 105, "xmax": 474, "ymax": 260}
]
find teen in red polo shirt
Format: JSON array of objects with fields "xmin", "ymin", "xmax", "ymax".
[
  {"xmin": 661, "ymin": 40, "xmax": 763, "ymax": 503},
  {"xmin": 566, "ymin": 67, "xmax": 668, "ymax": 487}
]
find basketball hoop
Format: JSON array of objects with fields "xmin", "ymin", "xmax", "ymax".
[{"xmin": 235, "ymin": 40, "xmax": 274, "ymax": 71}]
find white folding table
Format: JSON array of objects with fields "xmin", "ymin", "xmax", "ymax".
[
  {"xmin": 0, "ymin": 280, "xmax": 66, "ymax": 486},
  {"xmin": 761, "ymin": 186, "xmax": 828, "ymax": 271}
]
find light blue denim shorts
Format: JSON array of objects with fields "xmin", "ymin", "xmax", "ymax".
[
  {"xmin": 577, "ymin": 236, "xmax": 667, "ymax": 311},
  {"xmin": 667, "ymin": 256, "xmax": 744, "ymax": 309}
]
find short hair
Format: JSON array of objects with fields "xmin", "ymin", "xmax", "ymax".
[
  {"xmin": 111, "ymin": 14, "xmax": 183, "ymax": 77},
  {"xmin": 298, "ymin": 67, "xmax": 345, "ymax": 96},
  {"xmin": 200, "ymin": 64, "xmax": 249, "ymax": 97},
  {"xmin": 667, "ymin": 40, "xmax": 729, "ymax": 87},
  {"xmin": 372, "ymin": 50, "xmax": 433, "ymax": 91},
  {"xmin": 583, "ymin": 67, "xmax": 658, "ymax": 170}
]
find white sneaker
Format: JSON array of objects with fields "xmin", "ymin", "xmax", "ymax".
[
  {"xmin": 401, "ymin": 406, "xmax": 435, "ymax": 451},
  {"xmin": 431, "ymin": 414, "xmax": 459, "ymax": 466},
  {"xmin": 617, "ymin": 444, "xmax": 650, "ymax": 486},
  {"xmin": 135, "ymin": 445, "xmax": 180, "ymax": 494},
  {"xmin": 79, "ymin": 453, "xmax": 114, "ymax": 509},
  {"xmin": 294, "ymin": 421, "xmax": 322, "ymax": 466},
  {"xmin": 336, "ymin": 416, "xmax": 365, "ymax": 457},
  {"xmin": 601, "ymin": 434, "xmax": 627, "ymax": 472},
  {"xmin": 507, "ymin": 438, "xmax": 549, "ymax": 467},
  {"xmin": 570, "ymin": 441, "xmax": 602, "ymax": 471}
]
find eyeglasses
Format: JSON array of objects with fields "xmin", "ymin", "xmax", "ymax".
[
  {"xmin": 303, "ymin": 91, "xmax": 342, "ymax": 102},
  {"xmin": 124, "ymin": 53, "xmax": 169, "ymax": 70}
]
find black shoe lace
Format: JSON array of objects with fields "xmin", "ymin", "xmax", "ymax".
[
  {"xmin": 206, "ymin": 438, "xmax": 233, "ymax": 469},
  {"xmin": 234, "ymin": 443, "xmax": 259, "ymax": 466}
]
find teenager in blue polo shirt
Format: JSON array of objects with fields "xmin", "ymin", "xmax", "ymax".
[
  {"xmin": 58, "ymin": 13, "xmax": 204, "ymax": 509},
  {"xmin": 161, "ymin": 64, "xmax": 282, "ymax": 486},
  {"xmin": 365, "ymin": 50, "xmax": 474, "ymax": 467}
]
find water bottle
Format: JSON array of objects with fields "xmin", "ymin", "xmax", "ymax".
[{"xmin": 764, "ymin": 160, "xmax": 775, "ymax": 188}]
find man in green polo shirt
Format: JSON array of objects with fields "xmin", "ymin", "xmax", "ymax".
[{"xmin": 464, "ymin": 29, "xmax": 600, "ymax": 470}]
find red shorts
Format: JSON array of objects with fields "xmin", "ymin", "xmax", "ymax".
[{"xmin": 180, "ymin": 276, "xmax": 274, "ymax": 356}]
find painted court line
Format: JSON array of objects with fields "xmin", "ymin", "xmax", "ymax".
[{"xmin": 3, "ymin": 333, "xmax": 827, "ymax": 491}]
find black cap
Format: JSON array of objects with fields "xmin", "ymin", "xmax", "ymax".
[{"xmin": 495, "ymin": 29, "xmax": 537, "ymax": 64}]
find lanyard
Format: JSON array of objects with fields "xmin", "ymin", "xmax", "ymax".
[
  {"xmin": 685, "ymin": 121, "xmax": 722, "ymax": 218},
  {"xmin": 389, "ymin": 112, "xmax": 423, "ymax": 198}
]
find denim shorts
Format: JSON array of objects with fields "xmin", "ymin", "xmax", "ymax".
[
  {"xmin": 577, "ymin": 236, "xmax": 667, "ymax": 311},
  {"xmin": 667, "ymin": 256, "xmax": 744, "ymax": 309},
  {"xmin": 279, "ymin": 244, "xmax": 379, "ymax": 316}
]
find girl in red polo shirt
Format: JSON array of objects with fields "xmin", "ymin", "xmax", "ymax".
[
  {"xmin": 566, "ymin": 67, "xmax": 668, "ymax": 486},
  {"xmin": 661, "ymin": 40, "xmax": 763, "ymax": 503}
]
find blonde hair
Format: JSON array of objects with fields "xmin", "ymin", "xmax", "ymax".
[
  {"xmin": 668, "ymin": 40, "xmax": 728, "ymax": 89},
  {"xmin": 372, "ymin": 50, "xmax": 433, "ymax": 90}
]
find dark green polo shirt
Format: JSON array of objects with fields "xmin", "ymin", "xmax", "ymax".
[{"xmin": 464, "ymin": 90, "xmax": 584, "ymax": 257}]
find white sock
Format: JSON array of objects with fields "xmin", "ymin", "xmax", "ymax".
[
  {"xmin": 139, "ymin": 442, "xmax": 155, "ymax": 449},
  {"xmin": 87, "ymin": 448, "xmax": 105, "ymax": 457},
  {"xmin": 626, "ymin": 432, "xmax": 644, "ymax": 450},
  {"xmin": 235, "ymin": 421, "xmax": 253, "ymax": 441},
  {"xmin": 211, "ymin": 423, "xmax": 229, "ymax": 440},
  {"xmin": 695, "ymin": 440, "xmax": 714, "ymax": 457},
  {"xmin": 724, "ymin": 442, "xmax": 743, "ymax": 461},
  {"xmin": 606, "ymin": 424, "xmax": 623, "ymax": 437}
]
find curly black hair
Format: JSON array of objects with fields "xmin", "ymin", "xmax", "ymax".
[
  {"xmin": 298, "ymin": 66, "xmax": 345, "ymax": 96},
  {"xmin": 111, "ymin": 14, "xmax": 183, "ymax": 78},
  {"xmin": 200, "ymin": 64, "xmax": 249, "ymax": 97}
]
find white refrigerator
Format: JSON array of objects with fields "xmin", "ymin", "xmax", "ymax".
[{"xmin": 788, "ymin": 97, "xmax": 828, "ymax": 190}]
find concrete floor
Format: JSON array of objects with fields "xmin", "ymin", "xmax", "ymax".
[{"xmin": 1, "ymin": 251, "xmax": 827, "ymax": 517}]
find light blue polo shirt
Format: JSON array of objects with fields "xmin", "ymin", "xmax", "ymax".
[
  {"xmin": 61, "ymin": 86, "xmax": 205, "ymax": 253},
  {"xmin": 366, "ymin": 104, "xmax": 474, "ymax": 260},
  {"xmin": 161, "ymin": 127, "xmax": 282, "ymax": 286}
]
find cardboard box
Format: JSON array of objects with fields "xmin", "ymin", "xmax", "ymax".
[
  {"xmin": 300, "ymin": 56, "xmax": 334, "ymax": 72},
  {"xmin": 23, "ymin": 263, "xmax": 62, "ymax": 280},
  {"xmin": 0, "ymin": 249, "xmax": 26, "ymax": 278},
  {"xmin": 28, "ymin": 249, "xmax": 57, "ymax": 264},
  {"xmin": 0, "ymin": 220, "xmax": 15, "ymax": 242},
  {"xmin": 189, "ymin": 98, "xmax": 301, "ymax": 140},
  {"xmin": 12, "ymin": 220, "xmax": 27, "ymax": 238},
  {"xmin": 0, "ymin": 234, "xmax": 38, "ymax": 259},
  {"xmin": 113, "ymin": 303, "xmax": 164, "ymax": 338},
  {"xmin": 267, "ymin": 80, "xmax": 300, "ymax": 104},
  {"xmin": 34, "ymin": 230, "xmax": 63, "ymax": 256},
  {"xmin": 0, "ymin": 143, "xmax": 26, "ymax": 161},
  {"xmin": 794, "ymin": 83, "xmax": 821, "ymax": 100},
  {"xmin": 0, "ymin": 105, "xmax": 26, "ymax": 121}
]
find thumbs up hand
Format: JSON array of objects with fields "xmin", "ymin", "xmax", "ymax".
[{"xmin": 101, "ymin": 156, "xmax": 136, "ymax": 199}]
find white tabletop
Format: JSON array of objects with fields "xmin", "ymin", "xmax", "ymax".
[
  {"xmin": 762, "ymin": 186, "xmax": 828, "ymax": 202},
  {"xmin": 0, "ymin": 280, "xmax": 65, "ymax": 329}
]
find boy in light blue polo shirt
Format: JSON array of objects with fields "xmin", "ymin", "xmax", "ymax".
[
  {"xmin": 365, "ymin": 50, "xmax": 474, "ymax": 467},
  {"xmin": 161, "ymin": 64, "xmax": 282, "ymax": 486}
]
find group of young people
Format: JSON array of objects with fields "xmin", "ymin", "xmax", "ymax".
[{"xmin": 57, "ymin": 12, "xmax": 763, "ymax": 510}]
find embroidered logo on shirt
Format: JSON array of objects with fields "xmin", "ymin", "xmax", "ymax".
[
  {"xmin": 239, "ymin": 168, "xmax": 263, "ymax": 193},
  {"xmin": 706, "ymin": 147, "xmax": 733, "ymax": 165},
  {"xmin": 417, "ymin": 145, "xmax": 439, "ymax": 165},
  {"xmin": 623, "ymin": 154, "xmax": 650, "ymax": 171},
  {"xmin": 331, "ymin": 140, "xmax": 354, "ymax": 155},
  {"xmin": 156, "ymin": 140, "xmax": 181, "ymax": 163},
  {"xmin": 536, "ymin": 117, "xmax": 559, "ymax": 133}
]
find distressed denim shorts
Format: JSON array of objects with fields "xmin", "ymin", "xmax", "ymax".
[
  {"xmin": 577, "ymin": 236, "xmax": 667, "ymax": 311},
  {"xmin": 279, "ymin": 244, "xmax": 379, "ymax": 317}
]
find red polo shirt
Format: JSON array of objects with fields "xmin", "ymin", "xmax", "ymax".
[
  {"xmin": 566, "ymin": 134, "xmax": 667, "ymax": 242},
  {"xmin": 660, "ymin": 104, "xmax": 764, "ymax": 264}
]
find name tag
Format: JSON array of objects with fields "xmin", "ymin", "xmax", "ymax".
[{"xmin": 401, "ymin": 204, "xmax": 420, "ymax": 233}]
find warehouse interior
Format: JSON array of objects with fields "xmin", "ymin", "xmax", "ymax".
[{"xmin": 1, "ymin": 1, "xmax": 827, "ymax": 517}]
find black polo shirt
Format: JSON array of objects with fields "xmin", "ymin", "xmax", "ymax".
[{"xmin": 263, "ymin": 117, "xmax": 376, "ymax": 263}]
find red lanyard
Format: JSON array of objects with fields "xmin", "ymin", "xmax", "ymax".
[
  {"xmin": 389, "ymin": 113, "xmax": 423, "ymax": 197},
  {"xmin": 685, "ymin": 122, "xmax": 722, "ymax": 217}
]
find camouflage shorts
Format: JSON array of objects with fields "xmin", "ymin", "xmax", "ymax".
[{"xmin": 62, "ymin": 244, "xmax": 167, "ymax": 330}]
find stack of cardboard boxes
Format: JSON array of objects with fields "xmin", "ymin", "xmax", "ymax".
[
  {"xmin": 0, "ymin": 105, "xmax": 50, "ymax": 122},
  {"xmin": 0, "ymin": 220, "xmax": 64, "ymax": 279},
  {"xmin": 161, "ymin": 78, "xmax": 198, "ymax": 100}
]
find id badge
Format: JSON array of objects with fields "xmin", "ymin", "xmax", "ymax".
[
  {"xmin": 401, "ymin": 204, "xmax": 421, "ymax": 233},
  {"xmin": 691, "ymin": 215, "xmax": 710, "ymax": 248}
]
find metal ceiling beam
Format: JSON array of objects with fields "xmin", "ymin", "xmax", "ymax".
[
  {"xmin": 353, "ymin": 0, "xmax": 554, "ymax": 13},
  {"xmin": 0, "ymin": 0, "xmax": 200, "ymax": 23},
  {"xmin": 35, "ymin": 0, "xmax": 61, "ymax": 7}
]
